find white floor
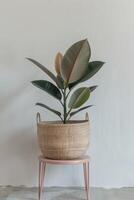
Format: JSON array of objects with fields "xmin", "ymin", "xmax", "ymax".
[{"xmin": 0, "ymin": 186, "xmax": 134, "ymax": 200}]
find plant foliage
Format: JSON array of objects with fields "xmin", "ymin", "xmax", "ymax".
[{"xmin": 27, "ymin": 39, "xmax": 104, "ymax": 123}]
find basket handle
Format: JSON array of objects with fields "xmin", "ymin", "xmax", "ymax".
[
  {"xmin": 85, "ymin": 112, "xmax": 89, "ymax": 121},
  {"xmin": 36, "ymin": 112, "xmax": 41, "ymax": 124}
]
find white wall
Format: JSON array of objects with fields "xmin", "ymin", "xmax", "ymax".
[{"xmin": 0, "ymin": 0, "xmax": 134, "ymax": 188}]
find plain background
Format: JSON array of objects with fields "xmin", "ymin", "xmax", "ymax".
[{"xmin": 0, "ymin": 0, "xmax": 134, "ymax": 188}]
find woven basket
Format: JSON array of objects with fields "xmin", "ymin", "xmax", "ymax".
[{"xmin": 36, "ymin": 113, "xmax": 90, "ymax": 160}]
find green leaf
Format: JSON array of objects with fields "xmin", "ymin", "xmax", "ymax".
[
  {"xmin": 68, "ymin": 87, "xmax": 90, "ymax": 109},
  {"xmin": 56, "ymin": 75, "xmax": 64, "ymax": 89},
  {"xmin": 70, "ymin": 105, "xmax": 93, "ymax": 118},
  {"xmin": 69, "ymin": 61, "xmax": 104, "ymax": 89},
  {"xmin": 89, "ymin": 85, "xmax": 98, "ymax": 92},
  {"xmin": 81, "ymin": 61, "xmax": 105, "ymax": 81},
  {"xmin": 32, "ymin": 80, "xmax": 62, "ymax": 100},
  {"xmin": 61, "ymin": 39, "xmax": 91, "ymax": 84},
  {"xmin": 36, "ymin": 103, "xmax": 61, "ymax": 117},
  {"xmin": 27, "ymin": 58, "xmax": 61, "ymax": 87}
]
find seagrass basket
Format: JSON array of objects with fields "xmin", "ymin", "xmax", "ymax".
[{"xmin": 36, "ymin": 113, "xmax": 90, "ymax": 160}]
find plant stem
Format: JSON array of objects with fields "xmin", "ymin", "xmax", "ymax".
[
  {"xmin": 65, "ymin": 89, "xmax": 71, "ymax": 100},
  {"xmin": 63, "ymin": 88, "xmax": 67, "ymax": 124},
  {"xmin": 58, "ymin": 115, "xmax": 64, "ymax": 122},
  {"xmin": 66, "ymin": 107, "xmax": 72, "ymax": 120},
  {"xmin": 59, "ymin": 100, "xmax": 64, "ymax": 107}
]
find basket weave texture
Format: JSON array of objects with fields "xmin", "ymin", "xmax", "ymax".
[{"xmin": 37, "ymin": 114, "xmax": 90, "ymax": 160}]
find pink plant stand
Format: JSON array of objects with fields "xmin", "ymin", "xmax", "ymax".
[{"xmin": 38, "ymin": 155, "xmax": 90, "ymax": 200}]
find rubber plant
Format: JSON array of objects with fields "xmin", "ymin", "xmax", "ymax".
[{"xmin": 27, "ymin": 39, "xmax": 104, "ymax": 124}]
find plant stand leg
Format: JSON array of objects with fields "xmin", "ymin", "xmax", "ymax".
[
  {"xmin": 83, "ymin": 162, "xmax": 90, "ymax": 200},
  {"xmin": 39, "ymin": 160, "xmax": 46, "ymax": 200}
]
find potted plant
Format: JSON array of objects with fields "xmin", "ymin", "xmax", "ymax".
[{"xmin": 27, "ymin": 39, "xmax": 104, "ymax": 159}]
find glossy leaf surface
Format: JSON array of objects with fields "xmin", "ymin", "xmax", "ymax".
[
  {"xmin": 69, "ymin": 61, "xmax": 104, "ymax": 89},
  {"xmin": 36, "ymin": 103, "xmax": 61, "ymax": 117},
  {"xmin": 61, "ymin": 39, "xmax": 91, "ymax": 83},
  {"xmin": 70, "ymin": 105, "xmax": 93, "ymax": 118},
  {"xmin": 81, "ymin": 61, "xmax": 104, "ymax": 81},
  {"xmin": 55, "ymin": 52, "xmax": 63, "ymax": 76},
  {"xmin": 89, "ymin": 85, "xmax": 98, "ymax": 92},
  {"xmin": 57, "ymin": 75, "xmax": 64, "ymax": 89},
  {"xmin": 68, "ymin": 87, "xmax": 90, "ymax": 109},
  {"xmin": 32, "ymin": 80, "xmax": 62, "ymax": 100},
  {"xmin": 27, "ymin": 58, "xmax": 60, "ymax": 87}
]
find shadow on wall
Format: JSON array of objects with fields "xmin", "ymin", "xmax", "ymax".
[
  {"xmin": 0, "ymin": 126, "xmax": 39, "ymax": 185},
  {"xmin": 5, "ymin": 127, "xmax": 38, "ymax": 157},
  {"xmin": 0, "ymin": 82, "xmax": 31, "ymax": 115}
]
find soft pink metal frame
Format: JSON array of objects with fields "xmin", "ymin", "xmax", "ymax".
[{"xmin": 38, "ymin": 155, "xmax": 90, "ymax": 200}]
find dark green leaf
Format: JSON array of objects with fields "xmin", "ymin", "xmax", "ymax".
[
  {"xmin": 32, "ymin": 80, "xmax": 62, "ymax": 100},
  {"xmin": 89, "ymin": 85, "xmax": 98, "ymax": 92},
  {"xmin": 69, "ymin": 61, "xmax": 104, "ymax": 89},
  {"xmin": 61, "ymin": 39, "xmax": 91, "ymax": 84},
  {"xmin": 81, "ymin": 61, "xmax": 105, "ymax": 81},
  {"xmin": 68, "ymin": 87, "xmax": 90, "ymax": 109},
  {"xmin": 36, "ymin": 103, "xmax": 61, "ymax": 116},
  {"xmin": 27, "ymin": 58, "xmax": 60, "ymax": 87},
  {"xmin": 70, "ymin": 105, "xmax": 93, "ymax": 118},
  {"xmin": 57, "ymin": 75, "xmax": 64, "ymax": 89}
]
